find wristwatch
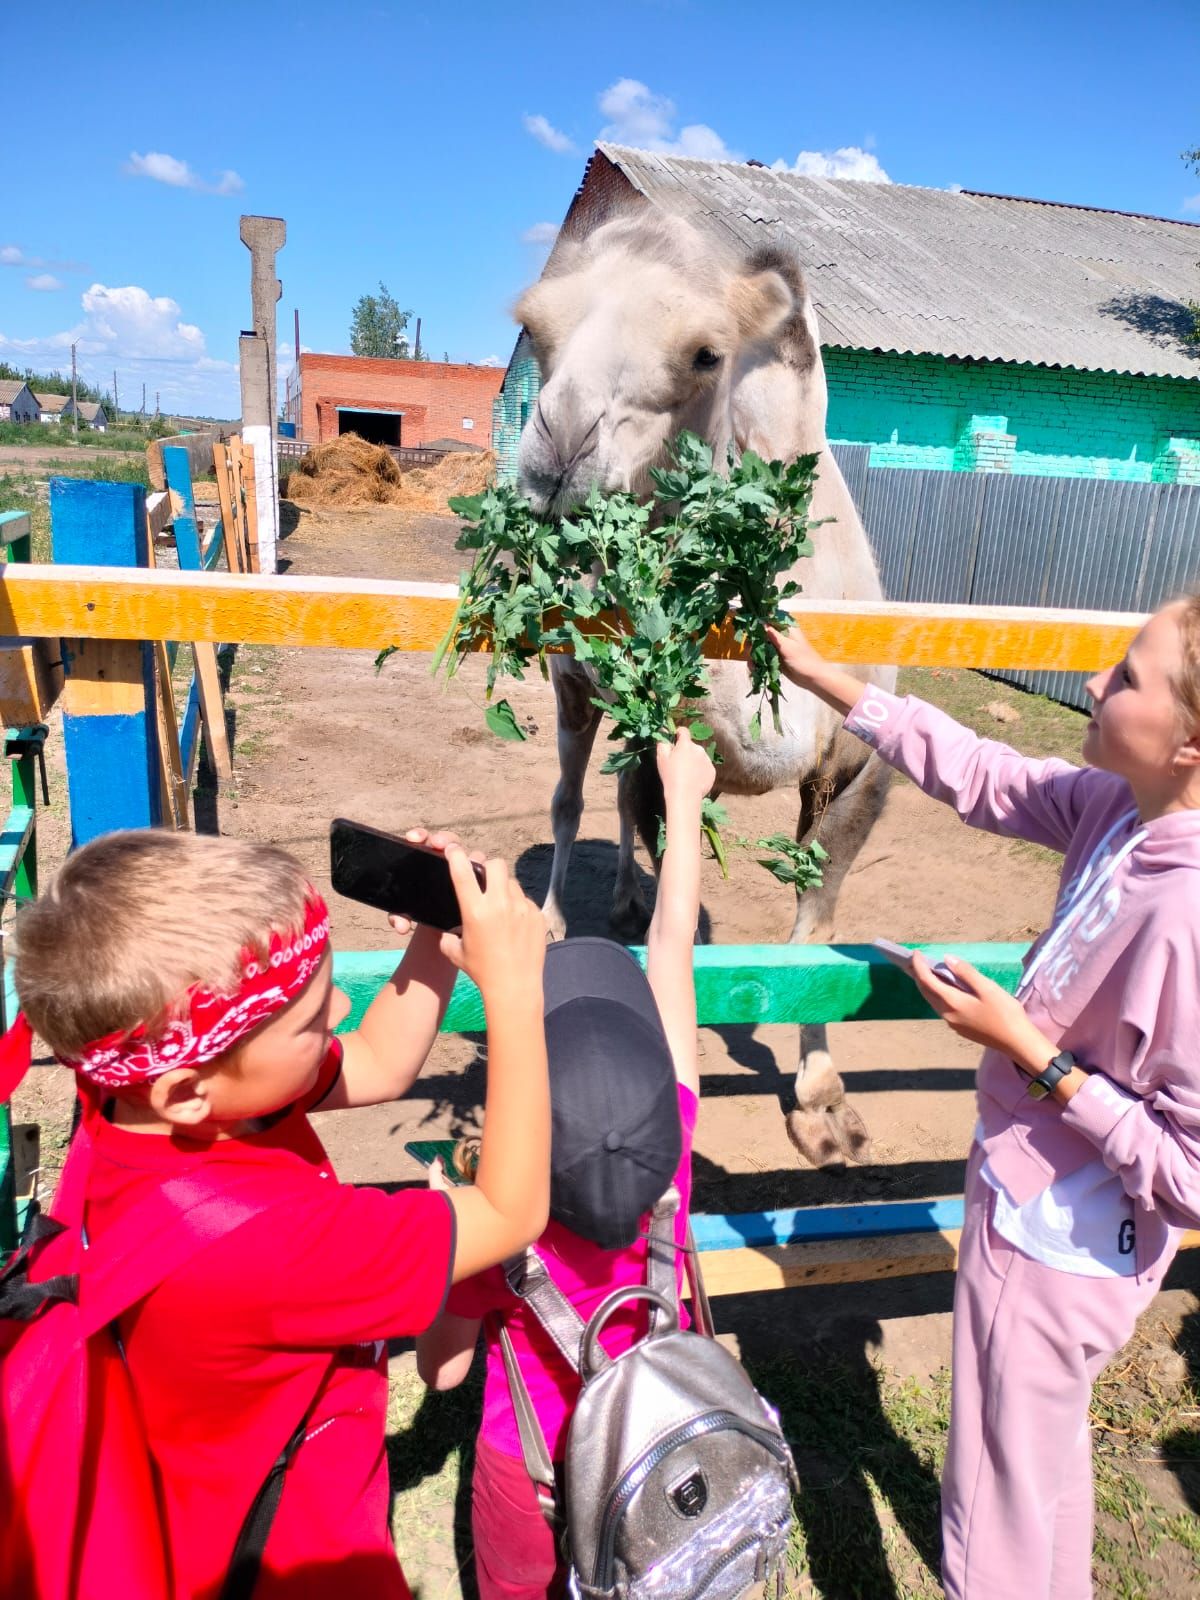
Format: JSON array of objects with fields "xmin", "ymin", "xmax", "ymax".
[{"xmin": 1024, "ymin": 1049, "xmax": 1076, "ymax": 1101}]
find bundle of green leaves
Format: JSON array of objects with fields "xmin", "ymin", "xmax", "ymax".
[{"xmin": 382, "ymin": 432, "xmax": 831, "ymax": 889}]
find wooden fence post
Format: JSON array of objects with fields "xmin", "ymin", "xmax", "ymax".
[{"xmin": 50, "ymin": 480, "xmax": 162, "ymax": 844}]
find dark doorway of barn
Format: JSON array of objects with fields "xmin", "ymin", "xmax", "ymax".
[{"xmin": 338, "ymin": 409, "xmax": 402, "ymax": 447}]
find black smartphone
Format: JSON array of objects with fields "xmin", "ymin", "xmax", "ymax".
[{"xmin": 329, "ymin": 818, "xmax": 484, "ymax": 932}]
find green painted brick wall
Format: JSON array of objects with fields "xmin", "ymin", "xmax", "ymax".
[
  {"xmin": 494, "ymin": 342, "xmax": 1200, "ymax": 484},
  {"xmin": 825, "ymin": 349, "xmax": 1200, "ymax": 481}
]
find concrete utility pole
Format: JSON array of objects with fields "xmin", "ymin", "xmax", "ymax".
[
  {"xmin": 239, "ymin": 214, "xmax": 286, "ymax": 575},
  {"xmin": 239, "ymin": 215, "xmax": 286, "ymax": 436},
  {"xmin": 112, "ymin": 370, "xmax": 119, "ymax": 422},
  {"xmin": 413, "ymin": 317, "xmax": 422, "ymax": 361},
  {"xmin": 70, "ymin": 343, "xmax": 78, "ymax": 437}
]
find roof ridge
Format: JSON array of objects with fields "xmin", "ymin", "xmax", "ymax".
[{"xmin": 596, "ymin": 142, "xmax": 1200, "ymax": 231}]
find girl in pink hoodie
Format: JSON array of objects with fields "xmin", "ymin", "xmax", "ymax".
[{"xmin": 769, "ymin": 600, "xmax": 1200, "ymax": 1600}]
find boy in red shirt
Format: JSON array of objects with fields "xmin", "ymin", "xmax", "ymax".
[
  {"xmin": 416, "ymin": 728, "xmax": 715, "ymax": 1600},
  {"xmin": 4, "ymin": 825, "xmax": 550, "ymax": 1600}
]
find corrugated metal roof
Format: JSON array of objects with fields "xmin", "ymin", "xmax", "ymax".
[{"xmin": 595, "ymin": 144, "xmax": 1200, "ymax": 382}]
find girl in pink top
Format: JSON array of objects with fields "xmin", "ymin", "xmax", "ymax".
[
  {"xmin": 769, "ymin": 600, "xmax": 1200, "ymax": 1600},
  {"xmin": 417, "ymin": 729, "xmax": 716, "ymax": 1600}
]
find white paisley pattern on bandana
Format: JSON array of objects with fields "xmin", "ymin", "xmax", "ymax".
[{"xmin": 65, "ymin": 894, "xmax": 331, "ymax": 1088}]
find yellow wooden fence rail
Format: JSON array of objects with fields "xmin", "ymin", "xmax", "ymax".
[{"xmin": 0, "ymin": 563, "xmax": 1143, "ymax": 668}]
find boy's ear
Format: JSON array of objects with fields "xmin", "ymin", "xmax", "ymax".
[{"xmin": 147, "ymin": 1067, "xmax": 214, "ymax": 1127}]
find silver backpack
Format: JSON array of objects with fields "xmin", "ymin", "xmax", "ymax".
[{"xmin": 498, "ymin": 1189, "xmax": 797, "ymax": 1600}]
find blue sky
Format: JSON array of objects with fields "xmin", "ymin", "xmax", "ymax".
[{"xmin": 2, "ymin": 0, "xmax": 1197, "ymax": 417}]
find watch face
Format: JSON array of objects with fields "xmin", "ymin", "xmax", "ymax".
[{"xmin": 1027, "ymin": 1080, "xmax": 1049, "ymax": 1101}]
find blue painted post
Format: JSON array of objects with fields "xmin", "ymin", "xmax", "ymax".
[{"xmin": 51, "ymin": 479, "xmax": 162, "ymax": 844}]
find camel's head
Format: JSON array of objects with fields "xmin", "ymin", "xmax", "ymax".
[{"xmin": 515, "ymin": 213, "xmax": 826, "ymax": 515}]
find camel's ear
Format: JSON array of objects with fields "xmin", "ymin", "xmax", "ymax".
[
  {"xmin": 731, "ymin": 283, "xmax": 827, "ymax": 461},
  {"xmin": 729, "ymin": 269, "xmax": 793, "ymax": 343}
]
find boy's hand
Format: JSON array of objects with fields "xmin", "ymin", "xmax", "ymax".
[
  {"xmin": 438, "ymin": 849, "xmax": 546, "ymax": 1000},
  {"xmin": 386, "ymin": 828, "xmax": 483, "ymax": 937},
  {"xmin": 658, "ymin": 726, "xmax": 716, "ymax": 809},
  {"xmin": 765, "ymin": 622, "xmax": 828, "ymax": 688}
]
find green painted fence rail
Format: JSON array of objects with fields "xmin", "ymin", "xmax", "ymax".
[{"xmin": 332, "ymin": 941, "xmax": 1027, "ymax": 1034}]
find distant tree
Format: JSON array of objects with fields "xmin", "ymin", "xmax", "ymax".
[{"xmin": 350, "ymin": 283, "xmax": 412, "ymax": 359}]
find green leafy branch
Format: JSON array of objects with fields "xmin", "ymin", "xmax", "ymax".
[{"xmin": 380, "ymin": 432, "xmax": 831, "ymax": 893}]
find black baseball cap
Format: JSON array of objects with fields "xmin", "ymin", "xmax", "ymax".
[{"xmin": 543, "ymin": 938, "xmax": 682, "ymax": 1250}]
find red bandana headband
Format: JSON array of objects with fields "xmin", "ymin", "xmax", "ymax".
[{"xmin": 0, "ymin": 892, "xmax": 331, "ymax": 1100}]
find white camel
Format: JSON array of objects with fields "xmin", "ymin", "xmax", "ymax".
[{"xmin": 513, "ymin": 212, "xmax": 895, "ymax": 1167}]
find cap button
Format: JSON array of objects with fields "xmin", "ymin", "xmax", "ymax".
[{"xmin": 604, "ymin": 1131, "xmax": 623, "ymax": 1152}]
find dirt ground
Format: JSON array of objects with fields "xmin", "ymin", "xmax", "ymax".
[
  {"xmin": 10, "ymin": 494, "xmax": 1200, "ymax": 1595},
  {"xmin": 0, "ymin": 440, "xmax": 132, "ymax": 472}
]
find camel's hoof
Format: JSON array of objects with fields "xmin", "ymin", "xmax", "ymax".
[
  {"xmin": 792, "ymin": 1056, "xmax": 874, "ymax": 1167},
  {"xmin": 610, "ymin": 896, "xmax": 651, "ymax": 942},
  {"xmin": 541, "ymin": 901, "xmax": 567, "ymax": 943}
]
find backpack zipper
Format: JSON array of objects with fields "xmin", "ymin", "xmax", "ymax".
[{"xmin": 592, "ymin": 1410, "xmax": 790, "ymax": 1590}]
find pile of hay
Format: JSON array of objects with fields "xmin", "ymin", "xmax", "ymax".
[{"xmin": 282, "ymin": 433, "xmax": 495, "ymax": 513}]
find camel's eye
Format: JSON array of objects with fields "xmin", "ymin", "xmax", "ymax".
[{"xmin": 693, "ymin": 346, "xmax": 721, "ymax": 371}]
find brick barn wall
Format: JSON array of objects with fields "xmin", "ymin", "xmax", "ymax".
[
  {"xmin": 297, "ymin": 355, "xmax": 504, "ymax": 447},
  {"xmin": 825, "ymin": 350, "xmax": 1200, "ymax": 482}
]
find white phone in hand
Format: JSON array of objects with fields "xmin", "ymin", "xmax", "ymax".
[{"xmin": 872, "ymin": 938, "xmax": 970, "ymax": 991}]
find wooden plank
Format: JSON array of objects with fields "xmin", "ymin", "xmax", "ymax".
[
  {"xmin": 50, "ymin": 482, "xmax": 161, "ymax": 843},
  {"xmin": 0, "ymin": 805, "xmax": 35, "ymax": 900},
  {"xmin": 162, "ymin": 446, "xmax": 233, "ymax": 784},
  {"xmin": 0, "ymin": 511, "xmax": 62, "ymax": 723},
  {"xmin": 699, "ymin": 1230, "xmax": 965, "ymax": 1292},
  {"xmin": 212, "ymin": 442, "xmax": 244, "ymax": 574},
  {"xmin": 0, "ymin": 570, "xmax": 1147, "ymax": 666},
  {"xmin": 145, "ymin": 491, "xmax": 173, "ymax": 539},
  {"xmin": 240, "ymin": 440, "xmax": 261, "ymax": 574},
  {"xmin": 191, "ymin": 641, "xmax": 231, "ymax": 779},
  {"xmin": 146, "ymin": 432, "xmax": 216, "ymax": 492},
  {"xmin": 330, "ymin": 942, "xmax": 1029, "ymax": 1035}
]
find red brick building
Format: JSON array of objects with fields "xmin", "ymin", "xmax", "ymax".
[{"xmin": 285, "ymin": 354, "xmax": 503, "ymax": 449}]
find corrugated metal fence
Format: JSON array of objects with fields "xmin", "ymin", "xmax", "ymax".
[{"xmin": 830, "ymin": 446, "xmax": 1200, "ymax": 710}]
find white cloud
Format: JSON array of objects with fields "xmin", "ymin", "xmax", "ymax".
[
  {"xmin": 521, "ymin": 221, "xmax": 560, "ymax": 246},
  {"xmin": 126, "ymin": 151, "xmax": 245, "ymax": 196},
  {"xmin": 523, "ymin": 114, "xmax": 577, "ymax": 155},
  {"xmin": 1183, "ymin": 194, "xmax": 1200, "ymax": 215},
  {"xmin": 478, "ymin": 354, "xmax": 503, "ymax": 367},
  {"xmin": 1, "ymin": 245, "xmax": 25, "ymax": 266},
  {"xmin": 947, "ymin": 181, "xmax": 965, "ymax": 194},
  {"xmin": 26, "ymin": 274, "xmax": 62, "ymax": 292},
  {"xmin": 772, "ymin": 146, "xmax": 892, "ymax": 183},
  {"xmin": 598, "ymin": 78, "xmax": 739, "ymax": 161},
  {"xmin": 0, "ymin": 281, "xmax": 239, "ymax": 415}
]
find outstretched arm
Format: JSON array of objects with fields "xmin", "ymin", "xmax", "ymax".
[
  {"xmin": 322, "ymin": 829, "xmax": 472, "ymax": 1111},
  {"xmin": 767, "ymin": 623, "xmax": 1096, "ymax": 855},
  {"xmin": 646, "ymin": 729, "xmax": 716, "ymax": 1096}
]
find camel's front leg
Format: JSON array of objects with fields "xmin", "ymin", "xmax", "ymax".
[
  {"xmin": 785, "ymin": 750, "xmax": 890, "ymax": 1167},
  {"xmin": 544, "ymin": 668, "xmax": 601, "ymax": 940},
  {"xmin": 610, "ymin": 764, "xmax": 651, "ymax": 939}
]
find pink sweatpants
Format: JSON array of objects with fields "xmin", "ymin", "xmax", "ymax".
[{"xmin": 942, "ymin": 1150, "xmax": 1162, "ymax": 1600}]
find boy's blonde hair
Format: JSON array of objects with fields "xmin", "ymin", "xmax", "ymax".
[{"xmin": 14, "ymin": 830, "xmax": 313, "ymax": 1059}]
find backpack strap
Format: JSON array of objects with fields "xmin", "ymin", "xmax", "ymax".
[
  {"xmin": 682, "ymin": 1221, "xmax": 716, "ymax": 1341},
  {"xmin": 218, "ymin": 1351, "xmax": 339, "ymax": 1600},
  {"xmin": 644, "ymin": 1186, "xmax": 680, "ymax": 1333},
  {"xmin": 496, "ymin": 1247, "xmax": 593, "ymax": 1524},
  {"xmin": 77, "ymin": 1169, "xmax": 301, "ymax": 1335}
]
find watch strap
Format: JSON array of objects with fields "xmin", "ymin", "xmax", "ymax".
[{"xmin": 1026, "ymin": 1049, "xmax": 1076, "ymax": 1101}]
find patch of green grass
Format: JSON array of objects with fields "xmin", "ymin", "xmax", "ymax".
[
  {"xmin": 382, "ymin": 1329, "xmax": 1200, "ymax": 1599},
  {"xmin": 0, "ymin": 472, "xmax": 49, "ymax": 560},
  {"xmin": 898, "ymin": 666, "xmax": 1088, "ymax": 765},
  {"xmin": 43, "ymin": 455, "xmax": 150, "ymax": 488},
  {"xmin": 0, "ymin": 419, "xmax": 164, "ymax": 451}
]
